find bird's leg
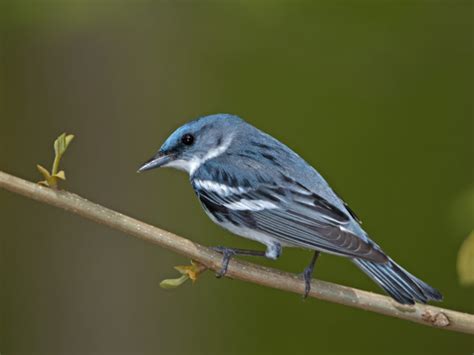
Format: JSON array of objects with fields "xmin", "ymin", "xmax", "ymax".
[
  {"xmin": 302, "ymin": 251, "xmax": 320, "ymax": 299},
  {"xmin": 211, "ymin": 246, "xmax": 267, "ymax": 278}
]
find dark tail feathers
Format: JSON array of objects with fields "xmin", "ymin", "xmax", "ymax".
[{"xmin": 354, "ymin": 258, "xmax": 443, "ymax": 305}]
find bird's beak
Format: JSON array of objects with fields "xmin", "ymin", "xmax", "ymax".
[{"xmin": 137, "ymin": 151, "xmax": 173, "ymax": 173}]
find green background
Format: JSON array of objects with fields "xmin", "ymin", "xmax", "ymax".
[{"xmin": 1, "ymin": 1, "xmax": 472, "ymax": 354}]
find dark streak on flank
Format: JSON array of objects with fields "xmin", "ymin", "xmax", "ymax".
[{"xmin": 226, "ymin": 214, "xmax": 240, "ymax": 226}]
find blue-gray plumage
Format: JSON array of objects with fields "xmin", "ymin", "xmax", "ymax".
[{"xmin": 138, "ymin": 114, "xmax": 442, "ymax": 305}]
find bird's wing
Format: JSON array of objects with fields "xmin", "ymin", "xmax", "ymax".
[{"xmin": 192, "ymin": 170, "xmax": 387, "ymax": 263}]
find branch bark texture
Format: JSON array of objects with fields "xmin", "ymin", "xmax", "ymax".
[{"xmin": 0, "ymin": 170, "xmax": 473, "ymax": 334}]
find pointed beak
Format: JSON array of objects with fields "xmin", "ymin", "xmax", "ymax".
[{"xmin": 137, "ymin": 151, "xmax": 173, "ymax": 173}]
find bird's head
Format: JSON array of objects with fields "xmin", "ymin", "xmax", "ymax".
[{"xmin": 138, "ymin": 114, "xmax": 244, "ymax": 175}]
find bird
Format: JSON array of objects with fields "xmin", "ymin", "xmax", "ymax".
[{"xmin": 138, "ymin": 113, "xmax": 442, "ymax": 305}]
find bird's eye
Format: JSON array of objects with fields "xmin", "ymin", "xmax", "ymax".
[{"xmin": 181, "ymin": 133, "xmax": 194, "ymax": 146}]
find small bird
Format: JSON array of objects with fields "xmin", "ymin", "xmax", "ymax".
[{"xmin": 138, "ymin": 114, "xmax": 442, "ymax": 304}]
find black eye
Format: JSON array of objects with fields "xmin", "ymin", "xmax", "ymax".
[{"xmin": 181, "ymin": 133, "xmax": 194, "ymax": 146}]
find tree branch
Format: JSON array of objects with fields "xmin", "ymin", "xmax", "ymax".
[{"xmin": 0, "ymin": 170, "xmax": 473, "ymax": 335}]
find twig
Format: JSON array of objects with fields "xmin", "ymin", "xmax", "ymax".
[{"xmin": 0, "ymin": 170, "xmax": 473, "ymax": 335}]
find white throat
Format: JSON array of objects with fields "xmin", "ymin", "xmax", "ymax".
[{"xmin": 163, "ymin": 135, "xmax": 234, "ymax": 175}]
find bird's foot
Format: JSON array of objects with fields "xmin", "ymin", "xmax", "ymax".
[
  {"xmin": 301, "ymin": 251, "xmax": 320, "ymax": 299},
  {"xmin": 211, "ymin": 246, "xmax": 267, "ymax": 278},
  {"xmin": 211, "ymin": 246, "xmax": 236, "ymax": 278},
  {"xmin": 302, "ymin": 265, "xmax": 314, "ymax": 299}
]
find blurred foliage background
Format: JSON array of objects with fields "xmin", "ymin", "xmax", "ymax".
[{"xmin": 0, "ymin": 1, "xmax": 472, "ymax": 354}]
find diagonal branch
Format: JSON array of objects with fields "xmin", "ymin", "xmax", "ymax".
[{"xmin": 0, "ymin": 170, "xmax": 473, "ymax": 335}]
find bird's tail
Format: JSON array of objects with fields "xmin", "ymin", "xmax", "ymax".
[{"xmin": 353, "ymin": 258, "xmax": 443, "ymax": 305}]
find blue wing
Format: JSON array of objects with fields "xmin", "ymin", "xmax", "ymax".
[{"xmin": 192, "ymin": 162, "xmax": 388, "ymax": 263}]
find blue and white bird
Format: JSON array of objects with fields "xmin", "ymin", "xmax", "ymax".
[{"xmin": 138, "ymin": 114, "xmax": 442, "ymax": 305}]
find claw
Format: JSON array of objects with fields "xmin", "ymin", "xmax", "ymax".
[
  {"xmin": 211, "ymin": 246, "xmax": 236, "ymax": 278},
  {"xmin": 302, "ymin": 267, "xmax": 313, "ymax": 298},
  {"xmin": 301, "ymin": 251, "xmax": 320, "ymax": 299},
  {"xmin": 211, "ymin": 246, "xmax": 267, "ymax": 278}
]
